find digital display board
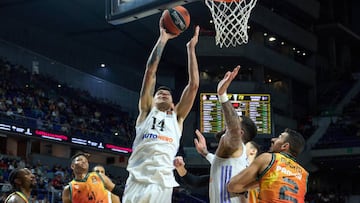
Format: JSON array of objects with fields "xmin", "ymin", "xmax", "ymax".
[
  {"xmin": 0, "ymin": 122, "xmax": 132, "ymax": 154},
  {"xmin": 200, "ymin": 93, "xmax": 272, "ymax": 134}
]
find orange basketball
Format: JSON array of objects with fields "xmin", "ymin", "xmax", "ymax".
[{"xmin": 162, "ymin": 6, "xmax": 190, "ymax": 35}]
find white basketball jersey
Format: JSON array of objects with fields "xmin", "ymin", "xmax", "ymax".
[
  {"xmin": 127, "ymin": 107, "xmax": 181, "ymax": 188},
  {"xmin": 209, "ymin": 143, "xmax": 248, "ymax": 203}
]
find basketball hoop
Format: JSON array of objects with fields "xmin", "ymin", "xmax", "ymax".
[{"xmin": 205, "ymin": 0, "xmax": 257, "ymax": 48}]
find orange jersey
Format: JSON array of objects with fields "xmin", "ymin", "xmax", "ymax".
[
  {"xmin": 258, "ymin": 152, "xmax": 308, "ymax": 203},
  {"xmin": 248, "ymin": 187, "xmax": 259, "ymax": 203},
  {"xmin": 69, "ymin": 172, "xmax": 111, "ymax": 203}
]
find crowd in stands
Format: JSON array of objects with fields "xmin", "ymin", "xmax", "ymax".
[
  {"xmin": 2, "ymin": 55, "xmax": 360, "ymax": 202},
  {"xmin": 297, "ymin": 115, "xmax": 318, "ymax": 140},
  {"xmin": 305, "ymin": 191, "xmax": 348, "ymax": 203},
  {"xmin": 0, "ymin": 154, "xmax": 206, "ymax": 203},
  {"xmin": 0, "ymin": 154, "xmax": 125, "ymax": 203},
  {"xmin": 0, "ymin": 57, "xmax": 135, "ymax": 147},
  {"xmin": 0, "ymin": 57, "xmax": 208, "ymax": 202},
  {"xmin": 315, "ymin": 91, "xmax": 360, "ymax": 149}
]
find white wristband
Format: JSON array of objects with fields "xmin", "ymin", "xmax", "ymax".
[
  {"xmin": 205, "ymin": 153, "xmax": 215, "ymax": 164},
  {"xmin": 218, "ymin": 92, "xmax": 228, "ymax": 103}
]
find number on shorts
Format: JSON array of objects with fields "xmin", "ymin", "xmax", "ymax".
[{"xmin": 279, "ymin": 177, "xmax": 298, "ymax": 203}]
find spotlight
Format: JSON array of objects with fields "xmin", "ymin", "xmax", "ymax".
[{"xmin": 268, "ymin": 37, "xmax": 276, "ymax": 42}]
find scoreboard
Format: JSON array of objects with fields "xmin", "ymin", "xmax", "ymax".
[{"xmin": 200, "ymin": 93, "xmax": 272, "ymax": 135}]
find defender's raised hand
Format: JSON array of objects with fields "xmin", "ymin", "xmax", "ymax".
[
  {"xmin": 194, "ymin": 129, "xmax": 209, "ymax": 157},
  {"xmin": 187, "ymin": 25, "xmax": 200, "ymax": 50},
  {"xmin": 217, "ymin": 66, "xmax": 240, "ymax": 96}
]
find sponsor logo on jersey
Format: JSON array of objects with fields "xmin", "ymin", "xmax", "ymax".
[
  {"xmin": 142, "ymin": 133, "xmax": 173, "ymax": 142},
  {"xmin": 276, "ymin": 165, "xmax": 302, "ymax": 180}
]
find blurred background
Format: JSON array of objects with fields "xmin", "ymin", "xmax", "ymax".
[{"xmin": 0, "ymin": 0, "xmax": 360, "ymax": 202}]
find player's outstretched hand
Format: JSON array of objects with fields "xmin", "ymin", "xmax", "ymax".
[
  {"xmin": 187, "ymin": 25, "xmax": 200, "ymax": 50},
  {"xmin": 217, "ymin": 66, "xmax": 240, "ymax": 96},
  {"xmin": 98, "ymin": 173, "xmax": 115, "ymax": 191},
  {"xmin": 174, "ymin": 156, "xmax": 185, "ymax": 168},
  {"xmin": 194, "ymin": 129, "xmax": 209, "ymax": 157},
  {"xmin": 159, "ymin": 11, "xmax": 178, "ymax": 40}
]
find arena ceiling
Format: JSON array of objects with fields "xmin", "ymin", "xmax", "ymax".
[
  {"xmin": 0, "ymin": 0, "xmax": 307, "ymax": 92},
  {"xmin": 0, "ymin": 0, "xmax": 216, "ymax": 90}
]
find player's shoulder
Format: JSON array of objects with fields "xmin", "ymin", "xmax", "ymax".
[
  {"xmin": 89, "ymin": 171, "xmax": 101, "ymax": 178},
  {"xmin": 136, "ymin": 107, "xmax": 155, "ymax": 124},
  {"xmin": 63, "ymin": 184, "xmax": 70, "ymax": 192},
  {"xmin": 5, "ymin": 193, "xmax": 26, "ymax": 203},
  {"xmin": 256, "ymin": 152, "xmax": 273, "ymax": 162}
]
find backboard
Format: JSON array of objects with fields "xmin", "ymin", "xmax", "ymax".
[{"xmin": 105, "ymin": 0, "xmax": 197, "ymax": 25}]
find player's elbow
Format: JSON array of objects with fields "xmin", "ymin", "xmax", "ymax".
[
  {"xmin": 188, "ymin": 81, "xmax": 199, "ymax": 91},
  {"xmin": 227, "ymin": 180, "xmax": 245, "ymax": 193}
]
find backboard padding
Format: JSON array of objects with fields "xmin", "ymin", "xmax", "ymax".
[{"xmin": 105, "ymin": 0, "xmax": 197, "ymax": 25}]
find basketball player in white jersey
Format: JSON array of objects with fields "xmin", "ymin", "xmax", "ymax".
[
  {"xmin": 121, "ymin": 15, "xmax": 200, "ymax": 203},
  {"xmin": 208, "ymin": 66, "xmax": 257, "ymax": 203}
]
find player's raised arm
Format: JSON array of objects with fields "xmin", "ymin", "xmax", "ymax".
[
  {"xmin": 194, "ymin": 129, "xmax": 215, "ymax": 163},
  {"xmin": 175, "ymin": 26, "xmax": 200, "ymax": 122},
  {"xmin": 137, "ymin": 12, "xmax": 178, "ymax": 125},
  {"xmin": 216, "ymin": 66, "xmax": 243, "ymax": 157},
  {"xmin": 228, "ymin": 152, "xmax": 271, "ymax": 193}
]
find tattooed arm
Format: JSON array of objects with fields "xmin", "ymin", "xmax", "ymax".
[
  {"xmin": 215, "ymin": 66, "xmax": 244, "ymax": 158},
  {"xmin": 136, "ymin": 12, "xmax": 178, "ymax": 125}
]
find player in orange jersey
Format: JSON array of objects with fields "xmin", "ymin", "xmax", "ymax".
[
  {"xmin": 93, "ymin": 165, "xmax": 121, "ymax": 203},
  {"xmin": 62, "ymin": 152, "xmax": 120, "ymax": 203},
  {"xmin": 228, "ymin": 128, "xmax": 308, "ymax": 203}
]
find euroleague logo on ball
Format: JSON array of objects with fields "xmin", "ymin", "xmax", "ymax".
[
  {"xmin": 162, "ymin": 6, "xmax": 190, "ymax": 35},
  {"xmin": 169, "ymin": 9, "xmax": 187, "ymax": 31}
]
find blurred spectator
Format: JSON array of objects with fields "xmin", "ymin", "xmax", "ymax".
[
  {"xmin": 1, "ymin": 57, "xmax": 136, "ymax": 148},
  {"xmin": 51, "ymin": 173, "xmax": 64, "ymax": 190}
]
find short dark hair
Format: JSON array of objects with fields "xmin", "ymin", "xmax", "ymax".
[
  {"xmin": 247, "ymin": 141, "xmax": 261, "ymax": 157},
  {"xmin": 71, "ymin": 151, "xmax": 90, "ymax": 163},
  {"xmin": 93, "ymin": 165, "xmax": 104, "ymax": 171},
  {"xmin": 241, "ymin": 116, "xmax": 257, "ymax": 143},
  {"xmin": 214, "ymin": 129, "xmax": 226, "ymax": 142},
  {"xmin": 156, "ymin": 86, "xmax": 172, "ymax": 94},
  {"xmin": 284, "ymin": 128, "xmax": 305, "ymax": 157},
  {"xmin": 214, "ymin": 116, "xmax": 257, "ymax": 143}
]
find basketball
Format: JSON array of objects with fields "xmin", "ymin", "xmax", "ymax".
[{"xmin": 162, "ymin": 6, "xmax": 190, "ymax": 35}]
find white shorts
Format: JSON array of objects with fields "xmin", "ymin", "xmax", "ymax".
[{"xmin": 122, "ymin": 179, "xmax": 173, "ymax": 203}]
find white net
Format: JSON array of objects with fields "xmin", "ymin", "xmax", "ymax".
[{"xmin": 205, "ymin": 0, "xmax": 257, "ymax": 48}]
